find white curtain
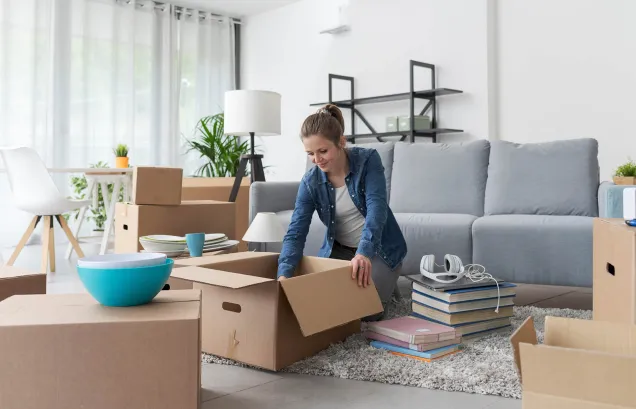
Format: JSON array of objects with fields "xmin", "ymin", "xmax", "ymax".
[{"xmin": 0, "ymin": 0, "xmax": 236, "ymax": 245}]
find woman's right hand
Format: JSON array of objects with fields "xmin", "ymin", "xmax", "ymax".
[{"xmin": 277, "ymin": 276, "xmax": 288, "ymax": 281}]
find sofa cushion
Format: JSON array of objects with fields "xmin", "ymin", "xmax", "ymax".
[
  {"xmin": 395, "ymin": 213, "xmax": 477, "ymax": 276},
  {"xmin": 305, "ymin": 142, "xmax": 395, "ymax": 201},
  {"xmin": 390, "ymin": 140, "xmax": 490, "ymax": 216},
  {"xmin": 472, "ymin": 215, "xmax": 593, "ymax": 287},
  {"xmin": 484, "ymin": 138, "xmax": 599, "ymax": 216}
]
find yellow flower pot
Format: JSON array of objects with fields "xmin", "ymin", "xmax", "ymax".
[
  {"xmin": 115, "ymin": 156, "xmax": 129, "ymax": 168},
  {"xmin": 613, "ymin": 176, "xmax": 636, "ymax": 185}
]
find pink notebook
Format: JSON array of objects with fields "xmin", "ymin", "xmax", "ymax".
[
  {"xmin": 365, "ymin": 316, "xmax": 456, "ymax": 344},
  {"xmin": 363, "ymin": 331, "xmax": 461, "ymax": 352}
]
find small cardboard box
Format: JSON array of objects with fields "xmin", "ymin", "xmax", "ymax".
[
  {"xmin": 182, "ymin": 177, "xmax": 250, "ymax": 251},
  {"xmin": 115, "ymin": 200, "xmax": 236, "ymax": 253},
  {"xmin": 0, "ymin": 290, "xmax": 202, "ymax": 409},
  {"xmin": 593, "ymin": 218, "xmax": 636, "ymax": 323},
  {"xmin": 169, "ymin": 251, "xmax": 383, "ymax": 371},
  {"xmin": 132, "ymin": 166, "xmax": 183, "ymax": 205},
  {"xmin": 0, "ymin": 267, "xmax": 46, "ymax": 302},
  {"xmin": 511, "ymin": 316, "xmax": 636, "ymax": 408}
]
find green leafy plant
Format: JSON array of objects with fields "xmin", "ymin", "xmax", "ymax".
[
  {"xmin": 614, "ymin": 158, "xmax": 636, "ymax": 177},
  {"xmin": 185, "ymin": 113, "xmax": 254, "ymax": 177},
  {"xmin": 113, "ymin": 144, "xmax": 129, "ymax": 158},
  {"xmin": 65, "ymin": 161, "xmax": 125, "ymax": 231}
]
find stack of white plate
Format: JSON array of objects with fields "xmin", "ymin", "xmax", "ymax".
[{"xmin": 139, "ymin": 234, "xmax": 239, "ymax": 257}]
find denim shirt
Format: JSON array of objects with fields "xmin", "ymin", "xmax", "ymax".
[{"xmin": 277, "ymin": 147, "xmax": 407, "ymax": 278}]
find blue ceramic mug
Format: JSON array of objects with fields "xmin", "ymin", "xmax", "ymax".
[{"xmin": 186, "ymin": 233, "xmax": 205, "ymax": 257}]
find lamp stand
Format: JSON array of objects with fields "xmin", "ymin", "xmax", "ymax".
[{"xmin": 229, "ymin": 132, "xmax": 265, "ymax": 203}]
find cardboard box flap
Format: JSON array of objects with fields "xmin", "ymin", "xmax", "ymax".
[
  {"xmin": 171, "ymin": 266, "xmax": 274, "ymax": 289},
  {"xmin": 280, "ymin": 266, "xmax": 383, "ymax": 337},
  {"xmin": 520, "ymin": 342, "xmax": 636, "ymax": 407},
  {"xmin": 179, "ymin": 251, "xmax": 279, "ymax": 267},
  {"xmin": 510, "ymin": 316, "xmax": 538, "ymax": 381},
  {"xmin": 0, "ymin": 290, "xmax": 201, "ymax": 326},
  {"xmin": 545, "ymin": 316, "xmax": 636, "ymax": 355},
  {"xmin": 0, "ymin": 266, "xmax": 43, "ymax": 280}
]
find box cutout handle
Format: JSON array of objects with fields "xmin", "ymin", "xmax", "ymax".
[
  {"xmin": 123, "ymin": 224, "xmax": 128, "ymax": 231},
  {"xmin": 162, "ymin": 284, "xmax": 170, "ymax": 290},
  {"xmin": 222, "ymin": 302, "xmax": 241, "ymax": 313},
  {"xmin": 606, "ymin": 262, "xmax": 616, "ymax": 276}
]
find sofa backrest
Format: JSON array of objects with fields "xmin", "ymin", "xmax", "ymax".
[
  {"xmin": 484, "ymin": 138, "xmax": 599, "ymax": 216},
  {"xmin": 389, "ymin": 140, "xmax": 491, "ymax": 216}
]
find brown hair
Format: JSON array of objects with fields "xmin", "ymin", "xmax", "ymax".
[{"xmin": 300, "ymin": 104, "xmax": 345, "ymax": 146}]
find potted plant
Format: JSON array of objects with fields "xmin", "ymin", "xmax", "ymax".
[
  {"xmin": 613, "ymin": 158, "xmax": 636, "ymax": 185},
  {"xmin": 113, "ymin": 144, "xmax": 129, "ymax": 168},
  {"xmin": 185, "ymin": 113, "xmax": 253, "ymax": 177}
]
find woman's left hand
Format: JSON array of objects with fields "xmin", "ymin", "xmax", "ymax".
[{"xmin": 351, "ymin": 254, "xmax": 372, "ymax": 288}]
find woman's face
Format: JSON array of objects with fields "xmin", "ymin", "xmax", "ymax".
[{"xmin": 303, "ymin": 134, "xmax": 344, "ymax": 173}]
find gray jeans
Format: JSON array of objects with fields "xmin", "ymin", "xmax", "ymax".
[{"xmin": 329, "ymin": 241, "xmax": 401, "ymax": 305}]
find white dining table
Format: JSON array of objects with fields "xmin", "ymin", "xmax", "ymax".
[{"xmin": 1, "ymin": 167, "xmax": 133, "ymax": 257}]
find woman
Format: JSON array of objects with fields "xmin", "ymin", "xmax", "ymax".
[{"xmin": 277, "ymin": 104, "xmax": 407, "ymax": 321}]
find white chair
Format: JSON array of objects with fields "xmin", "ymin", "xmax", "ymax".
[{"xmin": 0, "ymin": 147, "xmax": 90, "ymax": 274}]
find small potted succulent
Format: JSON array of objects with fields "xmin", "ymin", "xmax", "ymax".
[
  {"xmin": 113, "ymin": 144, "xmax": 129, "ymax": 168},
  {"xmin": 613, "ymin": 158, "xmax": 636, "ymax": 185}
]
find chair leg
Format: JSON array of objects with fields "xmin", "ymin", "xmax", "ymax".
[
  {"xmin": 56, "ymin": 215, "xmax": 85, "ymax": 259},
  {"xmin": 6, "ymin": 216, "xmax": 41, "ymax": 266},
  {"xmin": 48, "ymin": 217, "xmax": 56, "ymax": 273},
  {"xmin": 40, "ymin": 216, "xmax": 51, "ymax": 274}
]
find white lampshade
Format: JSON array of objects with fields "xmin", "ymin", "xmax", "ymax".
[
  {"xmin": 243, "ymin": 212, "xmax": 286, "ymax": 243},
  {"xmin": 224, "ymin": 90, "xmax": 281, "ymax": 136}
]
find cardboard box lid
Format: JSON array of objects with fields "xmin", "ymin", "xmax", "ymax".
[
  {"xmin": 598, "ymin": 218, "xmax": 636, "ymax": 233},
  {"xmin": 0, "ymin": 266, "xmax": 44, "ymax": 280},
  {"xmin": 0, "ymin": 290, "xmax": 201, "ymax": 327},
  {"xmin": 171, "ymin": 266, "xmax": 274, "ymax": 289},
  {"xmin": 280, "ymin": 263, "xmax": 383, "ymax": 337},
  {"xmin": 511, "ymin": 316, "xmax": 636, "ymax": 407}
]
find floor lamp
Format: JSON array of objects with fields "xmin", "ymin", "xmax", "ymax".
[{"xmin": 224, "ymin": 90, "xmax": 281, "ymax": 203}]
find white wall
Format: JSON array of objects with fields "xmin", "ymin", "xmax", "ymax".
[
  {"xmin": 241, "ymin": 0, "xmax": 492, "ymax": 181},
  {"xmin": 497, "ymin": 0, "xmax": 636, "ymax": 180}
]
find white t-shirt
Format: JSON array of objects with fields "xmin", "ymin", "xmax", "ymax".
[{"xmin": 334, "ymin": 185, "xmax": 365, "ymax": 248}]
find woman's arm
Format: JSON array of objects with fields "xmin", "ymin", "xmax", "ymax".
[
  {"xmin": 357, "ymin": 150, "xmax": 388, "ymax": 260},
  {"xmin": 277, "ymin": 177, "xmax": 316, "ymax": 278}
]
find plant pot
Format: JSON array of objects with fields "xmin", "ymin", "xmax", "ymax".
[
  {"xmin": 613, "ymin": 176, "xmax": 636, "ymax": 185},
  {"xmin": 115, "ymin": 156, "xmax": 129, "ymax": 168}
]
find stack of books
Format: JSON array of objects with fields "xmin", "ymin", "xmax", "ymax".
[
  {"xmin": 364, "ymin": 316, "xmax": 461, "ymax": 361},
  {"xmin": 407, "ymin": 274, "xmax": 516, "ymax": 340}
]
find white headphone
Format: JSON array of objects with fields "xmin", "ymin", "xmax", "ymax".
[{"xmin": 420, "ymin": 254, "xmax": 501, "ymax": 312}]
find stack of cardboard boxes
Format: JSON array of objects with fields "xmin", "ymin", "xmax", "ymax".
[
  {"xmin": 115, "ymin": 167, "xmax": 236, "ymax": 253},
  {"xmin": 511, "ymin": 218, "xmax": 636, "ymax": 408}
]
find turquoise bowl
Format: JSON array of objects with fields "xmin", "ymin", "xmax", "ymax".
[{"xmin": 77, "ymin": 259, "xmax": 174, "ymax": 307}]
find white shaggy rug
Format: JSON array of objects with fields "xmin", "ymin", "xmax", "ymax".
[{"xmin": 202, "ymin": 298, "xmax": 592, "ymax": 399}]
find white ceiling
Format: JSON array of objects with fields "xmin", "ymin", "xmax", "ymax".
[{"xmin": 170, "ymin": 0, "xmax": 300, "ymax": 18}]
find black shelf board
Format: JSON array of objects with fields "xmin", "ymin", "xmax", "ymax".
[
  {"xmin": 310, "ymin": 88, "xmax": 462, "ymax": 107},
  {"xmin": 344, "ymin": 129, "xmax": 463, "ymax": 140}
]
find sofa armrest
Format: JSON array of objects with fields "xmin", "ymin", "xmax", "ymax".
[{"xmin": 249, "ymin": 181, "xmax": 300, "ymax": 221}]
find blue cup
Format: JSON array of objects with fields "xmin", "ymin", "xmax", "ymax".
[{"xmin": 186, "ymin": 232, "xmax": 205, "ymax": 257}]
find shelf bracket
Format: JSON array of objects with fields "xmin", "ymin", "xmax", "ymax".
[{"xmin": 419, "ymin": 100, "xmax": 433, "ymax": 117}]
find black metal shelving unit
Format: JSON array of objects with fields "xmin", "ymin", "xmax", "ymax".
[{"xmin": 309, "ymin": 60, "xmax": 463, "ymax": 143}]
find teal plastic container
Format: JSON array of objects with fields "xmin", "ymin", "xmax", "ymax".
[{"xmin": 77, "ymin": 259, "xmax": 174, "ymax": 307}]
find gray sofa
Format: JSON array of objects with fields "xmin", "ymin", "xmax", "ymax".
[{"xmin": 251, "ymin": 138, "xmax": 607, "ymax": 287}]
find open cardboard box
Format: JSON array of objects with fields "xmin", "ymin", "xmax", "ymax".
[
  {"xmin": 170, "ymin": 251, "xmax": 383, "ymax": 371},
  {"xmin": 0, "ymin": 290, "xmax": 202, "ymax": 409},
  {"xmin": 510, "ymin": 316, "xmax": 636, "ymax": 408},
  {"xmin": 0, "ymin": 267, "xmax": 46, "ymax": 302}
]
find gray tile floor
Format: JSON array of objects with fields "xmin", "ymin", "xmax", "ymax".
[{"xmin": 2, "ymin": 236, "xmax": 591, "ymax": 409}]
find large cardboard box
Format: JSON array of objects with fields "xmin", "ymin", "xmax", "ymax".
[
  {"xmin": 115, "ymin": 200, "xmax": 235, "ymax": 253},
  {"xmin": 169, "ymin": 251, "xmax": 383, "ymax": 371},
  {"xmin": 511, "ymin": 316, "xmax": 636, "ymax": 408},
  {"xmin": 132, "ymin": 166, "xmax": 183, "ymax": 205},
  {"xmin": 182, "ymin": 177, "xmax": 250, "ymax": 251},
  {"xmin": 0, "ymin": 267, "xmax": 46, "ymax": 302},
  {"xmin": 593, "ymin": 218, "xmax": 636, "ymax": 323},
  {"xmin": 0, "ymin": 290, "xmax": 202, "ymax": 409}
]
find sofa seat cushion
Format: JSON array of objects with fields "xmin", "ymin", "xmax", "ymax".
[
  {"xmin": 472, "ymin": 215, "xmax": 592, "ymax": 287},
  {"xmin": 390, "ymin": 140, "xmax": 490, "ymax": 216},
  {"xmin": 395, "ymin": 213, "xmax": 477, "ymax": 276},
  {"xmin": 484, "ymin": 139, "xmax": 599, "ymax": 216},
  {"xmin": 261, "ymin": 210, "xmax": 326, "ymax": 256}
]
